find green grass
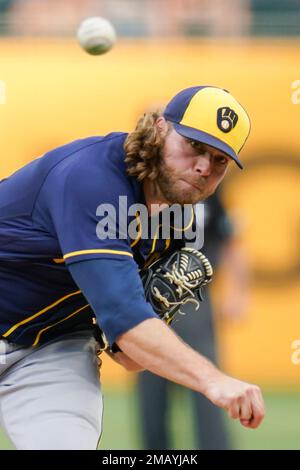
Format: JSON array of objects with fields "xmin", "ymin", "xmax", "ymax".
[
  {"xmin": 0, "ymin": 389, "xmax": 299, "ymax": 450},
  {"xmin": 230, "ymin": 391, "xmax": 300, "ymax": 450},
  {"xmin": 99, "ymin": 387, "xmax": 300, "ymax": 450},
  {"xmin": 0, "ymin": 429, "xmax": 14, "ymax": 450}
]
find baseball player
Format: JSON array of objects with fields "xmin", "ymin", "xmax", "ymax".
[{"xmin": 0, "ymin": 86, "xmax": 265, "ymax": 449}]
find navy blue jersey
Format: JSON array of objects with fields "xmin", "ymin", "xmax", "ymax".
[{"xmin": 0, "ymin": 133, "xmax": 192, "ymax": 346}]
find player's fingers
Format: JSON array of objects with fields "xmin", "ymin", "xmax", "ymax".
[
  {"xmin": 254, "ymin": 387, "xmax": 266, "ymax": 416},
  {"xmin": 227, "ymin": 400, "xmax": 240, "ymax": 420},
  {"xmin": 238, "ymin": 397, "xmax": 252, "ymax": 422},
  {"xmin": 240, "ymin": 389, "xmax": 265, "ymax": 429},
  {"xmin": 249, "ymin": 389, "xmax": 265, "ymax": 428},
  {"xmin": 241, "ymin": 407, "xmax": 263, "ymax": 429}
]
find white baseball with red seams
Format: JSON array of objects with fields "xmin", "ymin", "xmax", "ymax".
[{"xmin": 77, "ymin": 17, "xmax": 117, "ymax": 55}]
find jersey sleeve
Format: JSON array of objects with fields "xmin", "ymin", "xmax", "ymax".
[
  {"xmin": 69, "ymin": 258, "xmax": 158, "ymax": 346},
  {"xmin": 35, "ymin": 154, "xmax": 136, "ymax": 265}
]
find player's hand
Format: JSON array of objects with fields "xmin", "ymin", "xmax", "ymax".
[{"xmin": 204, "ymin": 373, "xmax": 265, "ymax": 429}]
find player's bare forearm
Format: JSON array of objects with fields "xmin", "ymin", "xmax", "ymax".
[
  {"xmin": 105, "ymin": 349, "xmax": 145, "ymax": 372},
  {"xmin": 117, "ymin": 318, "xmax": 218, "ymax": 390},
  {"xmin": 117, "ymin": 318, "xmax": 265, "ymax": 429}
]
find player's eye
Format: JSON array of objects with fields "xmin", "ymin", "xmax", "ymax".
[
  {"xmin": 188, "ymin": 140, "xmax": 205, "ymax": 152},
  {"xmin": 215, "ymin": 156, "xmax": 229, "ymax": 165}
]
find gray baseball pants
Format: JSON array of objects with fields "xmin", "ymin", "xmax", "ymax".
[{"xmin": 0, "ymin": 330, "xmax": 103, "ymax": 450}]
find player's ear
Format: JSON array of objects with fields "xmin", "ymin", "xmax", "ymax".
[{"xmin": 155, "ymin": 116, "xmax": 169, "ymax": 137}]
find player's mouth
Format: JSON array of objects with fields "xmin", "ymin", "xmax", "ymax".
[{"xmin": 180, "ymin": 179, "xmax": 204, "ymax": 191}]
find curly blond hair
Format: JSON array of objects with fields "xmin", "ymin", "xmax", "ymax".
[{"xmin": 124, "ymin": 112, "xmax": 171, "ymax": 182}]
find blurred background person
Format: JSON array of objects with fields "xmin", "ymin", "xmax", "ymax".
[{"xmin": 137, "ymin": 189, "xmax": 250, "ymax": 450}]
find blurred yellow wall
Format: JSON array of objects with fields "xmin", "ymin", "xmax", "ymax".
[{"xmin": 0, "ymin": 38, "xmax": 299, "ymax": 388}]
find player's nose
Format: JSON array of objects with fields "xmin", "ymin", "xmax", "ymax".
[{"xmin": 194, "ymin": 153, "xmax": 212, "ymax": 176}]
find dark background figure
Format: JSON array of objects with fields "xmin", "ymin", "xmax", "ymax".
[{"xmin": 137, "ymin": 188, "xmax": 250, "ymax": 450}]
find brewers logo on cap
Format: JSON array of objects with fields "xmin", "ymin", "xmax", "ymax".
[
  {"xmin": 217, "ymin": 107, "xmax": 238, "ymax": 133},
  {"xmin": 163, "ymin": 86, "xmax": 251, "ymax": 169}
]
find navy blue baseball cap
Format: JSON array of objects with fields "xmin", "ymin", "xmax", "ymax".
[{"xmin": 163, "ymin": 86, "xmax": 251, "ymax": 169}]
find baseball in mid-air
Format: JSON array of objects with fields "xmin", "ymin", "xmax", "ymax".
[{"xmin": 77, "ymin": 17, "xmax": 117, "ymax": 55}]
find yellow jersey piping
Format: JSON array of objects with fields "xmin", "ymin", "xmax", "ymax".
[
  {"xmin": 63, "ymin": 249, "xmax": 133, "ymax": 260},
  {"xmin": 32, "ymin": 304, "xmax": 90, "ymax": 347},
  {"xmin": 2, "ymin": 290, "xmax": 82, "ymax": 338}
]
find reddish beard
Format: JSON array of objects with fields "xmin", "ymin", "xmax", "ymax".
[{"xmin": 156, "ymin": 160, "xmax": 213, "ymax": 205}]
